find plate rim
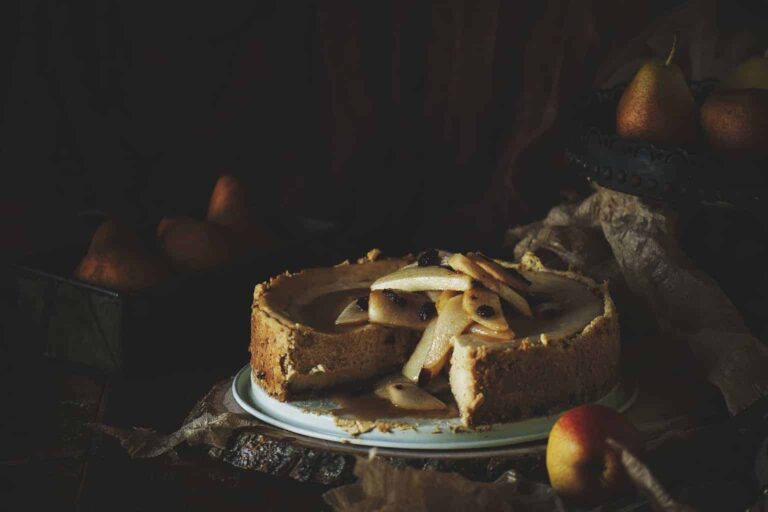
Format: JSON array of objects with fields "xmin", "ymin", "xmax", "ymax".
[{"xmin": 231, "ymin": 365, "xmax": 638, "ymax": 451}]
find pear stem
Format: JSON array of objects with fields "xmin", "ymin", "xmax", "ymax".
[{"xmin": 665, "ymin": 34, "xmax": 678, "ymax": 67}]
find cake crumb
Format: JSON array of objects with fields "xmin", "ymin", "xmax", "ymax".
[
  {"xmin": 309, "ymin": 364, "xmax": 327, "ymax": 374},
  {"xmin": 366, "ymin": 248, "xmax": 382, "ymax": 261}
]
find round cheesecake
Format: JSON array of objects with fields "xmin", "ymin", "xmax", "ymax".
[{"xmin": 249, "ymin": 251, "xmax": 619, "ymax": 426}]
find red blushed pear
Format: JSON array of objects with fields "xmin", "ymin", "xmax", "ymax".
[
  {"xmin": 546, "ymin": 404, "xmax": 642, "ymax": 507},
  {"xmin": 74, "ymin": 219, "xmax": 169, "ymax": 291},
  {"xmin": 206, "ymin": 174, "xmax": 273, "ymax": 245}
]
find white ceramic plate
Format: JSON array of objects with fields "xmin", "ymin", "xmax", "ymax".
[{"xmin": 231, "ymin": 366, "xmax": 638, "ymax": 450}]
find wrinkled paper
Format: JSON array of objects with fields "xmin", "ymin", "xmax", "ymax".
[
  {"xmin": 322, "ymin": 456, "xmax": 565, "ymax": 512},
  {"xmin": 510, "ymin": 187, "xmax": 768, "ymax": 415}
]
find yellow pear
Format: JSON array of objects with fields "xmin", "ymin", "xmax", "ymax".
[
  {"xmin": 720, "ymin": 49, "xmax": 768, "ymax": 91},
  {"xmin": 74, "ymin": 219, "xmax": 169, "ymax": 291},
  {"xmin": 616, "ymin": 35, "xmax": 697, "ymax": 145}
]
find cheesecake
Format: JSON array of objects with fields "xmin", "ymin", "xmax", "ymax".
[{"xmin": 249, "ymin": 250, "xmax": 619, "ymax": 426}]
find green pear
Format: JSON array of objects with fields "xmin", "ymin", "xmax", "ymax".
[
  {"xmin": 720, "ymin": 50, "xmax": 768, "ymax": 90},
  {"xmin": 616, "ymin": 35, "xmax": 697, "ymax": 145}
]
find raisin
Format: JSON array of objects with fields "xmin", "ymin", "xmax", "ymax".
[
  {"xmin": 393, "ymin": 384, "xmax": 404, "ymax": 390},
  {"xmin": 383, "ymin": 289, "xmax": 406, "ymax": 307},
  {"xmin": 418, "ymin": 302, "xmax": 437, "ymax": 322},
  {"xmin": 417, "ymin": 249, "xmax": 440, "ymax": 267},
  {"xmin": 476, "ymin": 305, "xmax": 496, "ymax": 318},
  {"xmin": 256, "ymin": 370, "xmax": 267, "ymax": 380},
  {"xmin": 355, "ymin": 296, "xmax": 369, "ymax": 311}
]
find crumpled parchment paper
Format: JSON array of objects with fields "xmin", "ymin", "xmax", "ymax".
[
  {"xmin": 90, "ymin": 378, "xmax": 265, "ymax": 458},
  {"xmin": 509, "ymin": 187, "xmax": 768, "ymax": 415},
  {"xmin": 322, "ymin": 455, "xmax": 565, "ymax": 512}
]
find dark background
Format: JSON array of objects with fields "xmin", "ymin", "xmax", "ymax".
[
  {"xmin": 2, "ymin": 1, "xmax": 768, "ymax": 510},
  {"xmin": 4, "ymin": 0, "xmax": 767, "ymax": 263}
]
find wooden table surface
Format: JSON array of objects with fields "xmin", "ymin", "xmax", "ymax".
[
  {"xmin": 3, "ymin": 355, "xmax": 767, "ymax": 512},
  {"xmin": 0, "ymin": 358, "xmax": 332, "ymax": 511}
]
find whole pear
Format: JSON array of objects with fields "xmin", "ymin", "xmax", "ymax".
[
  {"xmin": 207, "ymin": 175, "xmax": 252, "ymax": 234},
  {"xmin": 700, "ymin": 89, "xmax": 768, "ymax": 153},
  {"xmin": 720, "ymin": 49, "xmax": 768, "ymax": 91},
  {"xmin": 157, "ymin": 216, "xmax": 242, "ymax": 271},
  {"xmin": 74, "ymin": 219, "xmax": 169, "ymax": 291},
  {"xmin": 616, "ymin": 36, "xmax": 697, "ymax": 145},
  {"xmin": 546, "ymin": 404, "xmax": 642, "ymax": 507},
  {"xmin": 206, "ymin": 174, "xmax": 273, "ymax": 247}
]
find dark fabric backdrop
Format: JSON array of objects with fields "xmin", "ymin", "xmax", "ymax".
[{"xmin": 2, "ymin": 0, "xmax": 767, "ymax": 258}]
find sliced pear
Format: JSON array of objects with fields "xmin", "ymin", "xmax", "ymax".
[
  {"xmin": 435, "ymin": 290, "xmax": 460, "ymax": 313},
  {"xmin": 425, "ymin": 290, "xmax": 442, "ymax": 302},
  {"xmin": 447, "ymin": 252, "xmax": 494, "ymax": 282},
  {"xmin": 374, "ymin": 376, "xmax": 447, "ymax": 411},
  {"xmin": 402, "ymin": 318, "xmax": 438, "ymax": 381},
  {"xmin": 468, "ymin": 252, "xmax": 531, "ymax": 292},
  {"xmin": 368, "ymin": 290, "xmax": 435, "ymax": 329},
  {"xmin": 420, "ymin": 294, "xmax": 473, "ymax": 382},
  {"xmin": 462, "ymin": 287, "xmax": 509, "ymax": 331},
  {"xmin": 334, "ymin": 296, "xmax": 369, "ymax": 326},
  {"xmin": 468, "ymin": 323, "xmax": 516, "ymax": 341},
  {"xmin": 371, "ymin": 266, "xmax": 472, "ymax": 292},
  {"xmin": 448, "ymin": 253, "xmax": 532, "ymax": 318},
  {"xmin": 494, "ymin": 284, "xmax": 533, "ymax": 318}
]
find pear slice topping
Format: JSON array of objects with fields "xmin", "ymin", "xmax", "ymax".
[
  {"xmin": 374, "ymin": 376, "xmax": 447, "ymax": 411},
  {"xmin": 424, "ymin": 290, "xmax": 442, "ymax": 302},
  {"xmin": 368, "ymin": 290, "xmax": 435, "ymax": 330},
  {"xmin": 371, "ymin": 266, "xmax": 472, "ymax": 292},
  {"xmin": 468, "ymin": 252, "xmax": 531, "ymax": 292},
  {"xmin": 468, "ymin": 323, "xmax": 516, "ymax": 341},
  {"xmin": 447, "ymin": 253, "xmax": 532, "ymax": 318},
  {"xmin": 402, "ymin": 318, "xmax": 438, "ymax": 382},
  {"xmin": 334, "ymin": 296, "xmax": 370, "ymax": 326},
  {"xmin": 462, "ymin": 286, "xmax": 509, "ymax": 331},
  {"xmin": 493, "ymin": 284, "xmax": 533, "ymax": 318},
  {"xmin": 420, "ymin": 294, "xmax": 473, "ymax": 383},
  {"xmin": 435, "ymin": 290, "xmax": 460, "ymax": 313}
]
